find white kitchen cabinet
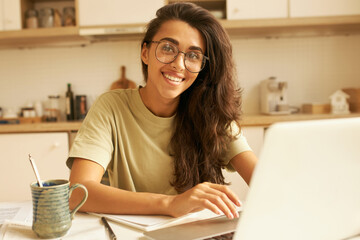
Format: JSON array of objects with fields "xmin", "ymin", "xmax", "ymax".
[
  {"xmin": 223, "ymin": 126, "xmax": 265, "ymax": 201},
  {"xmin": 290, "ymin": 0, "xmax": 360, "ymax": 17},
  {"xmin": 0, "ymin": 132, "xmax": 69, "ymax": 201},
  {"xmin": 78, "ymin": 0, "xmax": 164, "ymax": 26},
  {"xmin": 0, "ymin": 0, "xmax": 3, "ymax": 30},
  {"xmin": 227, "ymin": 0, "xmax": 288, "ymax": 20},
  {"xmin": 2, "ymin": 0, "xmax": 21, "ymax": 30}
]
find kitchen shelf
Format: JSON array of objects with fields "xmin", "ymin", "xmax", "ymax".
[
  {"xmin": 0, "ymin": 121, "xmax": 82, "ymax": 133},
  {"xmin": 168, "ymin": 0, "xmax": 225, "ymax": 13},
  {"xmin": 242, "ymin": 113, "xmax": 360, "ymax": 127},
  {"xmin": 1, "ymin": 113, "xmax": 360, "ymax": 133},
  {"xmin": 0, "ymin": 26, "xmax": 89, "ymax": 48},
  {"xmin": 79, "ymin": 14, "xmax": 360, "ymax": 42},
  {"xmin": 221, "ymin": 15, "xmax": 360, "ymax": 38},
  {"xmin": 1, "ymin": 12, "xmax": 360, "ymax": 48}
]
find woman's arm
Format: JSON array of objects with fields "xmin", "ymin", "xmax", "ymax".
[
  {"xmin": 69, "ymin": 158, "xmax": 241, "ymax": 219},
  {"xmin": 230, "ymin": 151, "xmax": 258, "ymax": 185}
]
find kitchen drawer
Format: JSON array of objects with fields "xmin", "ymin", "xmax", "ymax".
[
  {"xmin": 78, "ymin": 0, "xmax": 164, "ymax": 26},
  {"xmin": 290, "ymin": 0, "xmax": 360, "ymax": 17},
  {"xmin": 227, "ymin": 0, "xmax": 288, "ymax": 20},
  {"xmin": 0, "ymin": 132, "xmax": 69, "ymax": 201}
]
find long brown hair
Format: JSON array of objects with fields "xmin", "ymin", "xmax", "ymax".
[{"xmin": 141, "ymin": 2, "xmax": 242, "ymax": 193}]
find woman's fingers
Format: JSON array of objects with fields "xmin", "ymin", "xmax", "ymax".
[
  {"xmin": 203, "ymin": 182, "xmax": 241, "ymax": 207},
  {"xmin": 197, "ymin": 183, "xmax": 240, "ymax": 219},
  {"xmin": 168, "ymin": 182, "xmax": 241, "ymax": 219}
]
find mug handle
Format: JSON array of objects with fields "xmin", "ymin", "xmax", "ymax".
[{"xmin": 69, "ymin": 183, "xmax": 88, "ymax": 219}]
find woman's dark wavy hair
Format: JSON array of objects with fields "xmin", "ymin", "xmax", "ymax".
[{"xmin": 141, "ymin": 2, "xmax": 242, "ymax": 193}]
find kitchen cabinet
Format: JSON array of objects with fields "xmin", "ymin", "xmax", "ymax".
[
  {"xmin": 227, "ymin": 0, "xmax": 288, "ymax": 20},
  {"xmin": 1, "ymin": 0, "xmax": 21, "ymax": 30},
  {"xmin": 0, "ymin": 132, "xmax": 69, "ymax": 201},
  {"xmin": 78, "ymin": 0, "xmax": 164, "ymax": 26},
  {"xmin": 0, "ymin": 0, "xmax": 88, "ymax": 48},
  {"xmin": 0, "ymin": 0, "xmax": 360, "ymax": 48},
  {"xmin": 0, "ymin": 1, "xmax": 2, "ymax": 30},
  {"xmin": 290, "ymin": 0, "xmax": 360, "ymax": 18},
  {"xmin": 223, "ymin": 126, "xmax": 264, "ymax": 201},
  {"xmin": 169, "ymin": 0, "xmax": 226, "ymax": 19}
]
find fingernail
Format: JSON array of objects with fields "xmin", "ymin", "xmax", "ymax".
[
  {"xmin": 238, "ymin": 200, "xmax": 242, "ymax": 206},
  {"xmin": 235, "ymin": 211, "xmax": 239, "ymax": 218},
  {"xmin": 228, "ymin": 213, "xmax": 234, "ymax": 219}
]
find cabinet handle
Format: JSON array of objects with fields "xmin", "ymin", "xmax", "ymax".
[{"xmin": 53, "ymin": 142, "xmax": 60, "ymax": 148}]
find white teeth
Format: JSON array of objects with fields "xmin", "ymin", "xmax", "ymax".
[{"xmin": 164, "ymin": 73, "xmax": 183, "ymax": 82}]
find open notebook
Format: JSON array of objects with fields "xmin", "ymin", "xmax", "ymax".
[
  {"xmin": 91, "ymin": 207, "xmax": 240, "ymax": 232},
  {"xmin": 144, "ymin": 117, "xmax": 360, "ymax": 240}
]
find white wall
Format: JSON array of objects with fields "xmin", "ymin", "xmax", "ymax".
[
  {"xmin": 0, "ymin": 34, "xmax": 360, "ymax": 116},
  {"xmin": 233, "ymin": 35, "xmax": 360, "ymax": 114}
]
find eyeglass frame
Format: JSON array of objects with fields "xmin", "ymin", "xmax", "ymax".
[{"xmin": 147, "ymin": 40, "xmax": 209, "ymax": 73}]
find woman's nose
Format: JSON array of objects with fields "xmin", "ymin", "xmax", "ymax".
[{"xmin": 170, "ymin": 52, "xmax": 186, "ymax": 71}]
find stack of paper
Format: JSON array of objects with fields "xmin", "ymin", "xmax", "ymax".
[
  {"xmin": 0, "ymin": 202, "xmax": 33, "ymax": 240},
  {"xmin": 0, "ymin": 202, "xmax": 32, "ymax": 226}
]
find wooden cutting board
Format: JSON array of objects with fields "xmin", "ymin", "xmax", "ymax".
[{"xmin": 110, "ymin": 66, "xmax": 137, "ymax": 90}]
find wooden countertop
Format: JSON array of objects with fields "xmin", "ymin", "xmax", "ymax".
[
  {"xmin": 0, "ymin": 121, "xmax": 83, "ymax": 133},
  {"xmin": 0, "ymin": 113, "xmax": 360, "ymax": 133},
  {"xmin": 241, "ymin": 113, "xmax": 360, "ymax": 127}
]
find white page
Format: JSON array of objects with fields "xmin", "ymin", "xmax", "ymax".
[
  {"xmin": 103, "ymin": 213, "xmax": 186, "ymax": 226},
  {"xmin": 92, "ymin": 207, "xmax": 242, "ymax": 232},
  {"xmin": 91, "ymin": 212, "xmax": 197, "ymax": 231},
  {"xmin": 0, "ymin": 221, "xmax": 35, "ymax": 240},
  {"xmin": 0, "ymin": 202, "xmax": 32, "ymax": 225}
]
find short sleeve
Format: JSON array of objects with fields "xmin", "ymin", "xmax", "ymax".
[
  {"xmin": 66, "ymin": 93, "xmax": 115, "ymax": 171},
  {"xmin": 223, "ymin": 122, "xmax": 252, "ymax": 171}
]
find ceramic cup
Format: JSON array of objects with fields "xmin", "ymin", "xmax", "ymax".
[{"xmin": 30, "ymin": 179, "xmax": 88, "ymax": 239}]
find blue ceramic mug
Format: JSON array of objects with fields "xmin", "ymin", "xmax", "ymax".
[{"xmin": 30, "ymin": 179, "xmax": 88, "ymax": 239}]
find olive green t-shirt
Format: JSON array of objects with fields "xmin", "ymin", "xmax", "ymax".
[{"xmin": 67, "ymin": 88, "xmax": 252, "ymax": 195}]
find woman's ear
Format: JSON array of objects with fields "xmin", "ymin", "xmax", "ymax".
[{"xmin": 141, "ymin": 43, "xmax": 149, "ymax": 65}]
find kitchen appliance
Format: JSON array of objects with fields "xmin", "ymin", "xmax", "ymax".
[{"xmin": 260, "ymin": 77, "xmax": 291, "ymax": 115}]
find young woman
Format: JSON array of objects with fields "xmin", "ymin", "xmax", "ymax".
[{"xmin": 68, "ymin": 2, "xmax": 257, "ymax": 219}]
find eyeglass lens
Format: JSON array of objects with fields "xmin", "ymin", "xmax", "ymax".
[{"xmin": 155, "ymin": 41, "xmax": 205, "ymax": 73}]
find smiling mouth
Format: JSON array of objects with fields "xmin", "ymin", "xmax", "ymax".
[{"xmin": 163, "ymin": 73, "xmax": 184, "ymax": 83}]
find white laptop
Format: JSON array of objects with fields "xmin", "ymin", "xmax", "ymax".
[{"xmin": 144, "ymin": 117, "xmax": 360, "ymax": 240}]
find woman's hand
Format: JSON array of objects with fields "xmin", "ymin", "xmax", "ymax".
[{"xmin": 166, "ymin": 182, "xmax": 241, "ymax": 219}]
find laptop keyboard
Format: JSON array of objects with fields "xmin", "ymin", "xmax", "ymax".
[{"xmin": 203, "ymin": 231, "xmax": 235, "ymax": 240}]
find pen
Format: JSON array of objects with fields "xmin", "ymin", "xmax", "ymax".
[
  {"xmin": 101, "ymin": 217, "xmax": 117, "ymax": 240},
  {"xmin": 28, "ymin": 154, "xmax": 43, "ymax": 187}
]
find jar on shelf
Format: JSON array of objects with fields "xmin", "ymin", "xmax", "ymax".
[
  {"xmin": 45, "ymin": 95, "xmax": 60, "ymax": 122},
  {"xmin": 25, "ymin": 9, "xmax": 39, "ymax": 29},
  {"xmin": 63, "ymin": 7, "xmax": 75, "ymax": 26},
  {"xmin": 39, "ymin": 8, "xmax": 54, "ymax": 28}
]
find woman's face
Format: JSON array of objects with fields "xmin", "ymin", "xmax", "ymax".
[{"xmin": 141, "ymin": 20, "xmax": 206, "ymax": 102}]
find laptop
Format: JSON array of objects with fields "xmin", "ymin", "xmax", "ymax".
[{"xmin": 144, "ymin": 117, "xmax": 360, "ymax": 240}]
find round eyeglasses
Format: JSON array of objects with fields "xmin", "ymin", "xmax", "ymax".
[{"xmin": 149, "ymin": 40, "xmax": 209, "ymax": 73}]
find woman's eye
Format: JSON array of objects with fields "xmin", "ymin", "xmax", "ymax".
[
  {"xmin": 187, "ymin": 52, "xmax": 201, "ymax": 60},
  {"xmin": 161, "ymin": 44, "xmax": 175, "ymax": 53}
]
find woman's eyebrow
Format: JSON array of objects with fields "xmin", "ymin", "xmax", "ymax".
[
  {"xmin": 160, "ymin": 37, "xmax": 179, "ymax": 45},
  {"xmin": 160, "ymin": 37, "xmax": 204, "ymax": 53}
]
